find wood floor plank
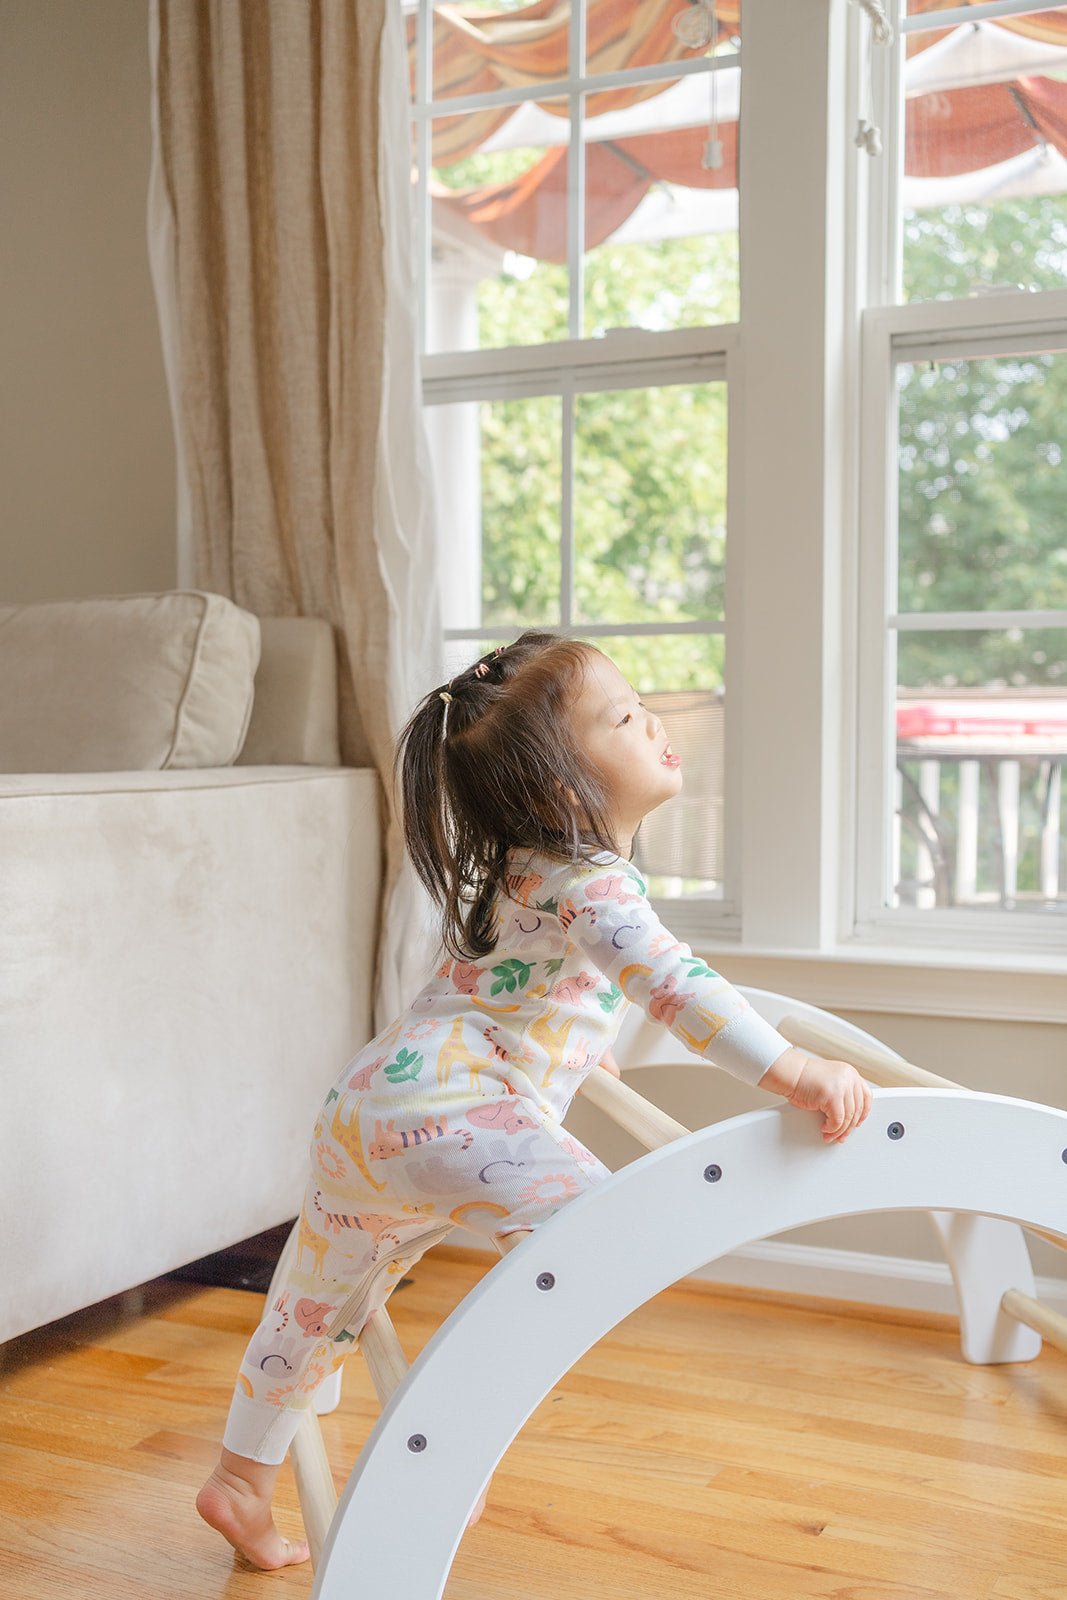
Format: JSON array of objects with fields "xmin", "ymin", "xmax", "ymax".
[{"xmin": 2, "ymin": 1244, "xmax": 1066, "ymax": 1600}]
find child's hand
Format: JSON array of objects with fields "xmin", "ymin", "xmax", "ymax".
[{"xmin": 758, "ymin": 1047, "xmax": 872, "ymax": 1143}]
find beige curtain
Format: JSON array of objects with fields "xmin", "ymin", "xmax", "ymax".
[{"xmin": 148, "ymin": 0, "xmax": 443, "ymax": 1022}]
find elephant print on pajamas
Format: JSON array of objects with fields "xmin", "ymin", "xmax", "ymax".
[
  {"xmin": 221, "ymin": 848, "xmax": 789, "ymax": 1466},
  {"xmin": 466, "ymin": 1101, "xmax": 539, "ymax": 1136}
]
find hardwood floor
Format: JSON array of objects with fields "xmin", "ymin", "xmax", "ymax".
[{"xmin": 2, "ymin": 1246, "xmax": 1066, "ymax": 1599}]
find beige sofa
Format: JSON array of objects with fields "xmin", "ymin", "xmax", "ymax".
[{"xmin": 0, "ymin": 592, "xmax": 382, "ymax": 1342}]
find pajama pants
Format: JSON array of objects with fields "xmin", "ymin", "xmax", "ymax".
[{"xmin": 222, "ymin": 1087, "xmax": 610, "ymax": 1464}]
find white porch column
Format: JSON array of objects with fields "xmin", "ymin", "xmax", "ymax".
[{"xmin": 424, "ymin": 236, "xmax": 500, "ymax": 636}]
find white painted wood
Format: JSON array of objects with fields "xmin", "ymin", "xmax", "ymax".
[
  {"xmin": 737, "ymin": 0, "xmax": 847, "ymax": 949},
  {"xmin": 291, "ymin": 1410, "xmax": 338, "ymax": 1569},
  {"xmin": 458, "ymin": 1227, "xmax": 1067, "ymax": 1319},
  {"xmin": 693, "ymin": 1236, "xmax": 1067, "ymax": 1319},
  {"xmin": 916, "ymin": 759, "xmax": 941, "ymax": 909},
  {"xmin": 956, "ymin": 758, "xmax": 980, "ymax": 902},
  {"xmin": 998, "ymin": 759, "xmax": 1021, "ymax": 905},
  {"xmin": 1041, "ymin": 762, "xmax": 1062, "ymax": 900},
  {"xmin": 707, "ymin": 956, "xmax": 1067, "ymax": 1024},
  {"xmin": 310, "ymin": 1088, "xmax": 1067, "ymax": 1600},
  {"xmin": 929, "ymin": 1212, "xmax": 1041, "ymax": 1363},
  {"xmin": 1003, "ymin": 1287, "xmax": 1067, "ymax": 1355}
]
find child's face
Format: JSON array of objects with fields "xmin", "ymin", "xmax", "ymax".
[{"xmin": 569, "ymin": 651, "xmax": 682, "ymax": 852}]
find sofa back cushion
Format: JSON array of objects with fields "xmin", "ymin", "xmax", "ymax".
[{"xmin": 0, "ymin": 591, "xmax": 261, "ymax": 771}]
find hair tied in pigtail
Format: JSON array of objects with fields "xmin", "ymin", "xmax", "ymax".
[{"xmin": 439, "ymin": 691, "xmax": 453, "ymax": 703}]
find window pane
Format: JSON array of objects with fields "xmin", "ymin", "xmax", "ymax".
[
  {"xmin": 426, "ymin": 1, "xmax": 559, "ymax": 103},
  {"xmin": 893, "ymin": 634, "xmax": 1067, "ymax": 911},
  {"xmin": 900, "ymin": 8, "xmax": 1067, "ymax": 301},
  {"xmin": 586, "ymin": 0, "xmax": 739, "ymax": 80},
  {"xmin": 582, "ymin": 70, "xmax": 739, "ymax": 335},
  {"xmin": 574, "ymin": 383, "xmax": 726, "ymax": 625},
  {"xmin": 426, "ymin": 395, "xmax": 562, "ymax": 632},
  {"xmin": 428, "ymin": 111, "xmax": 571, "ymax": 354},
  {"xmin": 576, "ymin": 633, "xmax": 725, "ymax": 901},
  {"xmin": 897, "ymin": 354, "xmax": 1067, "ymax": 617}
]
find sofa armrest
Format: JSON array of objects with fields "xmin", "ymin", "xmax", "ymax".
[{"xmin": 238, "ymin": 616, "xmax": 341, "ymax": 767}]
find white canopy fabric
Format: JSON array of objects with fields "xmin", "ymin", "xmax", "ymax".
[{"xmin": 904, "ymin": 19, "xmax": 1067, "ymax": 96}]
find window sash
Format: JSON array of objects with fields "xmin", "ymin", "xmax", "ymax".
[{"xmin": 856, "ymin": 295, "xmax": 1067, "ymax": 946}]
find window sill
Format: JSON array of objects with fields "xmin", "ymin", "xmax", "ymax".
[{"xmin": 687, "ymin": 942, "xmax": 1067, "ymax": 1024}]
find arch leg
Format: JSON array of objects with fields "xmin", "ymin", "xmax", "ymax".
[{"xmin": 930, "ymin": 1211, "xmax": 1041, "ymax": 1363}]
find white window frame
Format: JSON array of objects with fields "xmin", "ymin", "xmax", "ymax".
[
  {"xmin": 412, "ymin": 0, "xmax": 745, "ymax": 937},
  {"xmin": 854, "ymin": 0, "xmax": 1067, "ymax": 960},
  {"xmin": 412, "ymin": 0, "xmax": 1067, "ymax": 1018}
]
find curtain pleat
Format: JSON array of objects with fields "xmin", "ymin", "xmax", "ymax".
[{"xmin": 149, "ymin": 0, "xmax": 443, "ymax": 1022}]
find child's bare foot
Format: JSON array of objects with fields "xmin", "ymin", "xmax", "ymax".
[{"xmin": 196, "ymin": 1449, "xmax": 310, "ymax": 1569}]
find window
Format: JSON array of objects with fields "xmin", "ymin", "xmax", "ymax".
[
  {"xmin": 411, "ymin": 0, "xmax": 741, "ymax": 907},
  {"xmin": 410, "ymin": 0, "xmax": 1067, "ymax": 969},
  {"xmin": 857, "ymin": 1, "xmax": 1067, "ymax": 944}
]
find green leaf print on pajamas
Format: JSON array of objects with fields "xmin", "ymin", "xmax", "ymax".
[
  {"xmin": 598, "ymin": 983, "xmax": 623, "ymax": 1014},
  {"xmin": 490, "ymin": 959, "xmax": 534, "ymax": 996},
  {"xmin": 384, "ymin": 1046, "xmax": 424, "ymax": 1084}
]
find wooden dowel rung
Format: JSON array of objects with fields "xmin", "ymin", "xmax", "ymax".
[
  {"xmin": 360, "ymin": 1305, "xmax": 410, "ymax": 1407},
  {"xmin": 290, "ymin": 1408, "xmax": 338, "ymax": 1568},
  {"xmin": 779, "ymin": 1014, "xmax": 963, "ymax": 1091},
  {"xmin": 580, "ymin": 1063, "xmax": 690, "ymax": 1150},
  {"xmin": 1002, "ymin": 1288, "xmax": 1067, "ymax": 1355},
  {"xmin": 493, "ymin": 1229, "xmax": 531, "ymax": 1256}
]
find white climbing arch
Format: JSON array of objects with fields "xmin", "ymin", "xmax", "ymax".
[{"xmin": 310, "ymin": 1078, "xmax": 1067, "ymax": 1600}]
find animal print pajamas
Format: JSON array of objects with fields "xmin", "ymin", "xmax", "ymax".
[{"xmin": 223, "ymin": 851, "xmax": 790, "ymax": 1464}]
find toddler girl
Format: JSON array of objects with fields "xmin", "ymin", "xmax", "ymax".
[{"xmin": 197, "ymin": 631, "xmax": 871, "ymax": 1567}]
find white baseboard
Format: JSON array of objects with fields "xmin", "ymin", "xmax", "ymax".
[{"xmin": 449, "ymin": 1230, "xmax": 1067, "ymax": 1318}]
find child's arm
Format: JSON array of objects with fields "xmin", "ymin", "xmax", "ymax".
[{"xmin": 757, "ymin": 1047, "xmax": 873, "ymax": 1143}]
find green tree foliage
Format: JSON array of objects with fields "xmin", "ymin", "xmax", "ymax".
[
  {"xmin": 899, "ymin": 197, "xmax": 1067, "ymax": 688},
  {"xmin": 440, "ymin": 138, "xmax": 1067, "ymax": 696}
]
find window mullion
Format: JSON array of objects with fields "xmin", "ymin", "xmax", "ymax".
[
  {"xmin": 560, "ymin": 382, "xmax": 575, "ymax": 632},
  {"xmin": 568, "ymin": 0, "xmax": 586, "ymax": 344}
]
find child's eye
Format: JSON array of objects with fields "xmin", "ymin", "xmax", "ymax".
[{"xmin": 617, "ymin": 713, "xmax": 632, "ymax": 726}]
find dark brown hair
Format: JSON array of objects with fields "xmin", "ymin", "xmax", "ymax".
[{"xmin": 396, "ymin": 632, "xmax": 618, "ymax": 958}]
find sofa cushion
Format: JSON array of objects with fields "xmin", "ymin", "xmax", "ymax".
[{"xmin": 0, "ymin": 591, "xmax": 261, "ymax": 771}]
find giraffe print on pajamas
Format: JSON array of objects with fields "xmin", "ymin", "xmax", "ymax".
[{"xmin": 221, "ymin": 849, "xmax": 791, "ymax": 1466}]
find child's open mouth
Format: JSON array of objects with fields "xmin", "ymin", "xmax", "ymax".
[{"xmin": 661, "ymin": 744, "xmax": 681, "ymax": 768}]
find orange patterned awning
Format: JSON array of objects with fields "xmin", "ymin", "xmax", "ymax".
[
  {"xmin": 410, "ymin": 1, "xmax": 737, "ymax": 164},
  {"xmin": 421, "ymin": 2, "xmax": 1067, "ymax": 261}
]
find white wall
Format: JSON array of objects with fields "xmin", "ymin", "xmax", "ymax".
[{"xmin": 0, "ymin": 0, "xmax": 175, "ymax": 600}]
